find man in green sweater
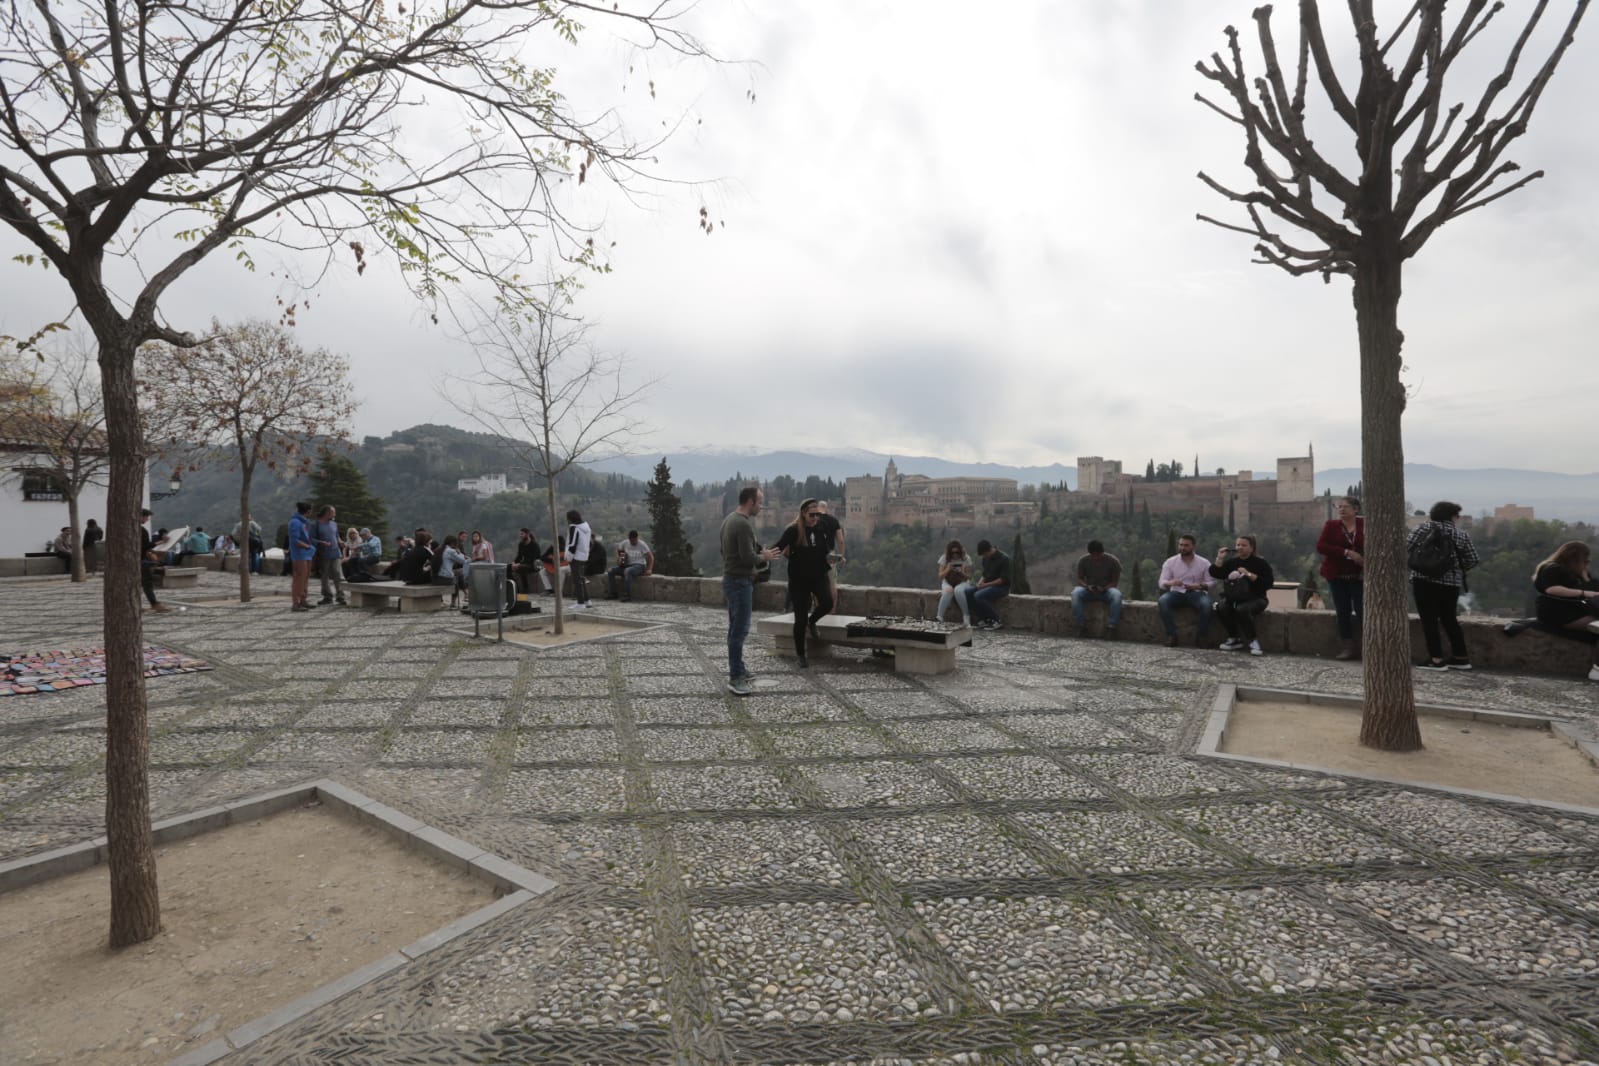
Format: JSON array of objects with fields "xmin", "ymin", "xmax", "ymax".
[{"xmin": 720, "ymin": 486, "xmax": 781, "ymax": 696}]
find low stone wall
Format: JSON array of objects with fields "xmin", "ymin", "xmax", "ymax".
[
  {"xmin": 624, "ymin": 575, "xmax": 1593, "ymax": 678},
  {"xmin": 0, "ymin": 556, "xmax": 73, "ymax": 577}
]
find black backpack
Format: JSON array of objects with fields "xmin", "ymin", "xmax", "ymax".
[
  {"xmin": 1407, "ymin": 524, "xmax": 1455, "ymax": 578},
  {"xmin": 585, "ymin": 537, "xmax": 607, "ymax": 576}
]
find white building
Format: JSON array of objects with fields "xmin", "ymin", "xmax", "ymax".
[
  {"xmin": 0, "ymin": 409, "xmax": 142, "ymax": 556},
  {"xmin": 457, "ymin": 472, "xmax": 527, "ymax": 499}
]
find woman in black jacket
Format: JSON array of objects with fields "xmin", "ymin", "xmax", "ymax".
[
  {"xmin": 1533, "ymin": 540, "xmax": 1599, "ymax": 683},
  {"xmin": 773, "ymin": 498, "xmax": 833, "ymax": 668},
  {"xmin": 1209, "ymin": 534, "xmax": 1274, "ymax": 655}
]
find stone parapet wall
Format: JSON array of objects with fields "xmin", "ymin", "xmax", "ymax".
[{"xmin": 626, "ymin": 575, "xmax": 1593, "ymax": 677}]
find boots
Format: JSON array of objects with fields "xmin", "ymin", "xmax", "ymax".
[{"xmin": 1335, "ymin": 638, "xmax": 1360, "ymax": 661}]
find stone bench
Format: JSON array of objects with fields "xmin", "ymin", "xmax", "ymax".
[
  {"xmin": 348, "ymin": 581, "xmax": 447, "ymax": 613},
  {"xmin": 153, "ymin": 566, "xmax": 203, "ymax": 589},
  {"xmin": 757, "ymin": 613, "xmax": 972, "ymax": 675}
]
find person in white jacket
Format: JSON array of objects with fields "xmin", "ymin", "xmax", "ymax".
[{"xmin": 565, "ymin": 509, "xmax": 593, "ymax": 608}]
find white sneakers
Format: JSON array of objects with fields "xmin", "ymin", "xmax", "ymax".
[{"xmin": 1589, "ymin": 664, "xmax": 1599, "ymax": 683}]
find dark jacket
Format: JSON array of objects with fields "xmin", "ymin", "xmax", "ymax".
[
  {"xmin": 512, "ymin": 537, "xmax": 541, "ymax": 571},
  {"xmin": 1210, "ymin": 552, "xmax": 1274, "ymax": 599},
  {"xmin": 392, "ymin": 545, "xmax": 435, "ymax": 585}
]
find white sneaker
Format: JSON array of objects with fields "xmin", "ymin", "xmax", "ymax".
[
  {"xmin": 1219, "ymin": 638, "xmax": 1243, "ymax": 651},
  {"xmin": 1249, "ymin": 642, "xmax": 1263, "ymax": 656},
  {"xmin": 1589, "ymin": 664, "xmax": 1599, "ymax": 683},
  {"xmin": 569, "ymin": 602, "xmax": 587, "ymax": 611}
]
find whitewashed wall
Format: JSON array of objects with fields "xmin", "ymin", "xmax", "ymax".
[{"xmin": 0, "ymin": 452, "xmax": 145, "ymax": 556}]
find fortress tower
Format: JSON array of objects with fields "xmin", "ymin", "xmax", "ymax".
[{"xmin": 1275, "ymin": 445, "xmax": 1314, "ymax": 503}]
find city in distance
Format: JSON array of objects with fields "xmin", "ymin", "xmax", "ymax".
[{"xmin": 591, "ymin": 449, "xmax": 1599, "ymax": 526}]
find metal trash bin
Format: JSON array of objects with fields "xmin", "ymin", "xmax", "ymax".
[{"xmin": 468, "ymin": 563, "xmax": 512, "ymax": 640}]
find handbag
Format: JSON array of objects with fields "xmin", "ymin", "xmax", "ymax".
[{"xmin": 1224, "ymin": 574, "xmax": 1254, "ymax": 601}]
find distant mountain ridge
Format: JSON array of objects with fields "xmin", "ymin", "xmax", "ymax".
[
  {"xmin": 597, "ymin": 448, "xmax": 1596, "ymax": 524},
  {"xmin": 1317, "ymin": 464, "xmax": 1599, "ymax": 524}
]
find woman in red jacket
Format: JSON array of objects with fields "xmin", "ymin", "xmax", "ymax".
[{"xmin": 1316, "ymin": 495, "xmax": 1365, "ymax": 660}]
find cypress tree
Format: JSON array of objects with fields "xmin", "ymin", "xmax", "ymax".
[
  {"xmin": 1167, "ymin": 527, "xmax": 1178, "ymax": 557},
  {"xmin": 1145, "ymin": 458, "xmax": 1156, "ymax": 480},
  {"xmin": 1129, "ymin": 558, "xmax": 1144, "ymax": 600},
  {"xmin": 1010, "ymin": 533, "xmax": 1031, "ymax": 594},
  {"xmin": 308, "ymin": 452, "xmax": 389, "ymax": 540},
  {"xmin": 1140, "ymin": 500, "xmax": 1152, "ymax": 537},
  {"xmin": 645, "ymin": 458, "xmax": 696, "ymax": 576}
]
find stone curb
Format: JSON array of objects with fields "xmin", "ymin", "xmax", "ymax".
[
  {"xmin": 1194, "ymin": 684, "xmax": 1599, "ymax": 816},
  {"xmin": 0, "ymin": 779, "xmax": 555, "ymax": 1064}
]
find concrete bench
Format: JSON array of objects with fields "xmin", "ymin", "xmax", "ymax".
[
  {"xmin": 348, "ymin": 581, "xmax": 447, "ymax": 613},
  {"xmin": 153, "ymin": 566, "xmax": 203, "ymax": 589},
  {"xmin": 757, "ymin": 613, "xmax": 972, "ymax": 675}
]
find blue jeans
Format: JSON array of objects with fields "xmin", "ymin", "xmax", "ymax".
[
  {"xmin": 937, "ymin": 581, "xmax": 972, "ymax": 623},
  {"xmin": 1328, "ymin": 577, "xmax": 1363, "ymax": 640},
  {"xmin": 1157, "ymin": 589, "xmax": 1213, "ymax": 636},
  {"xmin": 609, "ymin": 563, "xmax": 645, "ymax": 599},
  {"xmin": 723, "ymin": 576, "xmax": 754, "ymax": 680},
  {"xmin": 966, "ymin": 584, "xmax": 1009, "ymax": 623},
  {"xmin": 1071, "ymin": 587, "xmax": 1122, "ymax": 627}
]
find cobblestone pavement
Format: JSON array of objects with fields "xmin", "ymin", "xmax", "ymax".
[{"xmin": 3, "ymin": 573, "xmax": 1598, "ymax": 1065}]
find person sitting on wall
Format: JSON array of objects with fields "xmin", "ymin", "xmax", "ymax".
[
  {"xmin": 49, "ymin": 526, "xmax": 74, "ymax": 572},
  {"xmin": 964, "ymin": 539, "xmax": 1011, "ymax": 631},
  {"xmin": 1210, "ymin": 534, "xmax": 1275, "ymax": 655},
  {"xmin": 607, "ymin": 530, "xmax": 654, "ymax": 602},
  {"xmin": 1071, "ymin": 539, "xmax": 1124, "ymax": 640},
  {"xmin": 1156, "ymin": 534, "xmax": 1214, "ymax": 647},
  {"xmin": 509, "ymin": 528, "xmax": 542, "ymax": 595},
  {"xmin": 1532, "ymin": 540, "xmax": 1599, "ymax": 683}
]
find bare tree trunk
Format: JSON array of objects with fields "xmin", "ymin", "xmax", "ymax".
[
  {"xmin": 98, "ymin": 335, "xmax": 161, "ymax": 947},
  {"xmin": 1354, "ymin": 247, "xmax": 1422, "ymax": 753},
  {"xmin": 547, "ymin": 480, "xmax": 564, "ymax": 635},
  {"xmin": 238, "ymin": 468, "xmax": 254, "ymax": 603},
  {"xmin": 68, "ymin": 493, "xmax": 86, "ymax": 582}
]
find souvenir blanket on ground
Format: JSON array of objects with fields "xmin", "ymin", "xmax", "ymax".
[{"xmin": 0, "ymin": 646, "xmax": 212, "ymax": 697}]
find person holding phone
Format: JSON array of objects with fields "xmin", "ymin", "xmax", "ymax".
[{"xmin": 1209, "ymin": 535, "xmax": 1274, "ymax": 654}]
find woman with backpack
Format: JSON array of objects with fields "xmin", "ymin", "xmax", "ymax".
[{"xmin": 1407, "ymin": 500, "xmax": 1479, "ymax": 671}]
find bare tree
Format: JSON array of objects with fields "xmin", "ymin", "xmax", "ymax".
[
  {"xmin": 1195, "ymin": 1, "xmax": 1587, "ymax": 751},
  {"xmin": 447, "ymin": 299, "xmax": 650, "ymax": 634},
  {"xmin": 142, "ymin": 321, "xmax": 356, "ymax": 603},
  {"xmin": 1, "ymin": 0, "xmax": 714, "ymax": 946},
  {"xmin": 1, "ymin": 338, "xmax": 107, "ymax": 580}
]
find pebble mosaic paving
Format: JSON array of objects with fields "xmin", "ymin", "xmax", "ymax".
[{"xmin": 1, "ymin": 570, "xmax": 1597, "ymax": 1064}]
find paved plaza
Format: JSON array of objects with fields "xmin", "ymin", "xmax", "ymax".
[{"xmin": 2, "ymin": 571, "xmax": 1598, "ymax": 1065}]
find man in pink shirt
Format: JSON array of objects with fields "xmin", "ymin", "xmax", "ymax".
[{"xmin": 1157, "ymin": 534, "xmax": 1216, "ymax": 647}]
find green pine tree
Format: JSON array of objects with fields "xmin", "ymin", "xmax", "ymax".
[
  {"xmin": 1140, "ymin": 500, "xmax": 1152, "ymax": 537},
  {"xmin": 308, "ymin": 452, "xmax": 389, "ymax": 541},
  {"xmin": 645, "ymin": 458, "xmax": 696, "ymax": 576},
  {"xmin": 1129, "ymin": 558, "xmax": 1144, "ymax": 600},
  {"xmin": 1010, "ymin": 533, "xmax": 1031, "ymax": 594},
  {"xmin": 1166, "ymin": 526, "xmax": 1178, "ymax": 557},
  {"xmin": 1145, "ymin": 458, "xmax": 1156, "ymax": 480}
]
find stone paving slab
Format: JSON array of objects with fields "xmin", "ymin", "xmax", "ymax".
[{"xmin": 2, "ymin": 570, "xmax": 1597, "ymax": 1064}]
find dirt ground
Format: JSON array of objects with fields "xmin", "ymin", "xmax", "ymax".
[
  {"xmin": 0, "ymin": 802, "xmax": 494, "ymax": 1064},
  {"xmin": 494, "ymin": 614, "xmax": 642, "ymax": 648},
  {"xmin": 1223, "ymin": 699, "xmax": 1599, "ymax": 808}
]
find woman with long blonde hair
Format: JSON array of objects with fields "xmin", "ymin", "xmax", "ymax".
[{"xmin": 1533, "ymin": 540, "xmax": 1599, "ymax": 682}]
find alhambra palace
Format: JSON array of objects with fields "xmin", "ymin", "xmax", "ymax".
[{"xmin": 843, "ymin": 451, "xmax": 1329, "ymax": 540}]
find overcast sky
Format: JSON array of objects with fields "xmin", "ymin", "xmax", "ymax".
[{"xmin": 6, "ymin": 1, "xmax": 1596, "ymax": 476}]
